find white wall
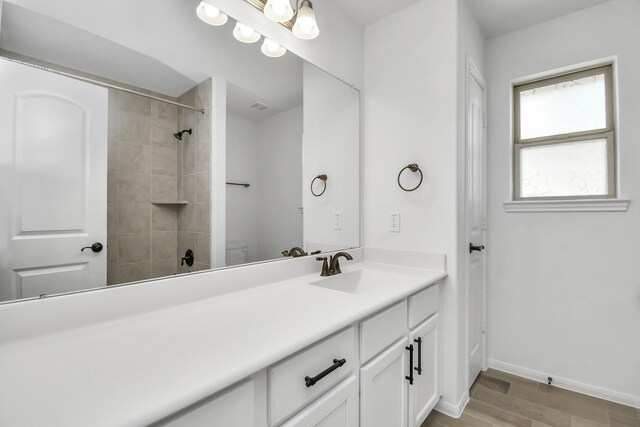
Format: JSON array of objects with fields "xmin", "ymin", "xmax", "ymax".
[
  {"xmin": 302, "ymin": 63, "xmax": 360, "ymax": 252},
  {"xmin": 364, "ymin": 0, "xmax": 475, "ymax": 413},
  {"xmin": 226, "ymin": 113, "xmax": 260, "ymax": 263},
  {"xmin": 226, "ymin": 107, "xmax": 303, "ymax": 264},
  {"xmin": 256, "ymin": 106, "xmax": 304, "ymax": 260},
  {"xmin": 486, "ymin": 0, "xmax": 640, "ymax": 405}
]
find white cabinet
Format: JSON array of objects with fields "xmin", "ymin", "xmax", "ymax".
[
  {"xmin": 154, "ymin": 282, "xmax": 442, "ymax": 427},
  {"xmin": 269, "ymin": 327, "xmax": 358, "ymax": 425},
  {"xmin": 359, "ymin": 300, "xmax": 408, "ymax": 364},
  {"xmin": 408, "ymin": 284, "xmax": 440, "ymax": 329},
  {"xmin": 154, "ymin": 372, "xmax": 267, "ymax": 427},
  {"xmin": 359, "ymin": 284, "xmax": 442, "ymax": 427},
  {"xmin": 360, "ymin": 338, "xmax": 410, "ymax": 427},
  {"xmin": 408, "ymin": 314, "xmax": 440, "ymax": 427},
  {"xmin": 281, "ymin": 376, "xmax": 359, "ymax": 427}
]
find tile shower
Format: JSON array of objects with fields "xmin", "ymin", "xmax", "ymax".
[{"xmin": 107, "ymin": 79, "xmax": 213, "ymax": 285}]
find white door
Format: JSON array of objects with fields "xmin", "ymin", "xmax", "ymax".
[
  {"xmin": 0, "ymin": 60, "xmax": 108, "ymax": 302},
  {"xmin": 281, "ymin": 376, "xmax": 359, "ymax": 427},
  {"xmin": 466, "ymin": 63, "xmax": 487, "ymax": 388},
  {"xmin": 360, "ymin": 338, "xmax": 409, "ymax": 427},
  {"xmin": 408, "ymin": 314, "xmax": 440, "ymax": 427}
]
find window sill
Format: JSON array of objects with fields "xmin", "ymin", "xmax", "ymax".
[{"xmin": 503, "ymin": 199, "xmax": 630, "ymax": 213}]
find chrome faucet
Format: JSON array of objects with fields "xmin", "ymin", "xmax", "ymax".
[{"xmin": 316, "ymin": 251, "xmax": 353, "ymax": 276}]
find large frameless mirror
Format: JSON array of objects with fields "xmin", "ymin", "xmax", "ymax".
[{"xmin": 0, "ymin": 0, "xmax": 359, "ymax": 304}]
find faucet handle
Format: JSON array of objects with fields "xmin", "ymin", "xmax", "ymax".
[{"xmin": 316, "ymin": 257, "xmax": 330, "ymax": 276}]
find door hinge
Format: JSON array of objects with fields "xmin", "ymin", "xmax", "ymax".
[
  {"xmin": 482, "ymin": 216, "xmax": 487, "ymax": 230},
  {"xmin": 482, "ymin": 113, "xmax": 488, "ymax": 128},
  {"xmin": 482, "ymin": 320, "xmax": 487, "ymax": 333}
]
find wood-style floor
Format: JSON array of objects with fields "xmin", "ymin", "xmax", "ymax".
[{"xmin": 422, "ymin": 369, "xmax": 640, "ymax": 427}]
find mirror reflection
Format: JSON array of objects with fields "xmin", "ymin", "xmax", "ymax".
[
  {"xmin": 0, "ymin": 0, "xmax": 359, "ymax": 303},
  {"xmin": 226, "ymin": 81, "xmax": 304, "ymax": 266}
]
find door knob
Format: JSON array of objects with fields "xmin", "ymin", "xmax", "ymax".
[
  {"xmin": 469, "ymin": 243, "xmax": 485, "ymax": 253},
  {"xmin": 81, "ymin": 243, "xmax": 104, "ymax": 253}
]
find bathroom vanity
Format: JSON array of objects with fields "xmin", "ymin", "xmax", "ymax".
[{"xmin": 0, "ymin": 248, "xmax": 445, "ymax": 427}]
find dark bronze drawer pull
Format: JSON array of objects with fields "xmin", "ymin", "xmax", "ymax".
[
  {"xmin": 414, "ymin": 337, "xmax": 423, "ymax": 375},
  {"xmin": 406, "ymin": 344, "xmax": 414, "ymax": 385},
  {"xmin": 305, "ymin": 358, "xmax": 346, "ymax": 388}
]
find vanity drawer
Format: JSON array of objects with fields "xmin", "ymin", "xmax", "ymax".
[
  {"xmin": 408, "ymin": 283, "xmax": 440, "ymax": 329},
  {"xmin": 268, "ymin": 326, "xmax": 357, "ymax": 426},
  {"xmin": 359, "ymin": 300, "xmax": 408, "ymax": 364}
]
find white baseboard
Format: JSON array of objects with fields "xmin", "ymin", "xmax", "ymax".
[
  {"xmin": 488, "ymin": 359, "xmax": 640, "ymax": 409},
  {"xmin": 434, "ymin": 391, "xmax": 469, "ymax": 418}
]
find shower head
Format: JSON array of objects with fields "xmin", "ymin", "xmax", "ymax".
[{"xmin": 173, "ymin": 129, "xmax": 192, "ymax": 141}]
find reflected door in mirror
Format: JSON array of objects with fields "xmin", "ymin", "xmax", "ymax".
[{"xmin": 0, "ymin": 60, "xmax": 108, "ymax": 301}]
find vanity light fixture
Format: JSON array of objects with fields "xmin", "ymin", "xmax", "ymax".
[
  {"xmin": 233, "ymin": 22, "xmax": 262, "ymax": 43},
  {"xmin": 292, "ymin": 0, "xmax": 319, "ymax": 40},
  {"xmin": 196, "ymin": 1, "xmax": 228, "ymax": 26},
  {"xmin": 263, "ymin": 0, "xmax": 294, "ymax": 22},
  {"xmin": 261, "ymin": 38, "xmax": 287, "ymax": 57},
  {"xmin": 195, "ymin": 1, "xmax": 319, "ymax": 59}
]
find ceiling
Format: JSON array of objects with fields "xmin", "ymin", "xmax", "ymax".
[
  {"xmin": 227, "ymin": 81, "xmax": 302, "ymax": 121},
  {"xmin": 337, "ymin": 0, "xmax": 419, "ymax": 26},
  {"xmin": 337, "ymin": 0, "xmax": 611, "ymax": 38},
  {"xmin": 464, "ymin": 0, "xmax": 612, "ymax": 39}
]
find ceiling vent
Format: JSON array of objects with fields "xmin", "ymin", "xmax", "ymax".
[{"xmin": 249, "ymin": 102, "xmax": 270, "ymax": 111}]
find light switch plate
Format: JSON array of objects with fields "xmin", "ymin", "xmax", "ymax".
[
  {"xmin": 389, "ymin": 212, "xmax": 400, "ymax": 233},
  {"xmin": 334, "ymin": 212, "xmax": 343, "ymax": 230}
]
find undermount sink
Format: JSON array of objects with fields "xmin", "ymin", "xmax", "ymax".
[{"xmin": 309, "ymin": 268, "xmax": 408, "ymax": 294}]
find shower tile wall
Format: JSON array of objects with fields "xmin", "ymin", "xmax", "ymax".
[
  {"xmin": 178, "ymin": 78, "xmax": 213, "ymax": 273},
  {"xmin": 107, "ymin": 90, "xmax": 180, "ymax": 285}
]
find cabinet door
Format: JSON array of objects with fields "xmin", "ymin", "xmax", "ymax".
[
  {"xmin": 360, "ymin": 338, "xmax": 410, "ymax": 427},
  {"xmin": 408, "ymin": 314, "xmax": 440, "ymax": 427},
  {"xmin": 281, "ymin": 375, "xmax": 359, "ymax": 427}
]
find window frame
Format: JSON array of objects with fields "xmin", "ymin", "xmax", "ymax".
[{"xmin": 513, "ymin": 65, "xmax": 616, "ymax": 201}]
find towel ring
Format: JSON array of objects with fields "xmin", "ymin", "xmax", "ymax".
[
  {"xmin": 311, "ymin": 174, "xmax": 328, "ymax": 197},
  {"xmin": 398, "ymin": 164, "xmax": 423, "ymax": 192}
]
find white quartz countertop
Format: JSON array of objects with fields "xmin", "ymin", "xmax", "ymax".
[{"xmin": 0, "ymin": 261, "xmax": 445, "ymax": 427}]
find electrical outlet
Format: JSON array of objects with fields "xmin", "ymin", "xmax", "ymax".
[
  {"xmin": 334, "ymin": 213, "xmax": 343, "ymax": 230},
  {"xmin": 389, "ymin": 212, "xmax": 400, "ymax": 233}
]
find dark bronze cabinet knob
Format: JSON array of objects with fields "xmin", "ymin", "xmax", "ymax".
[{"xmin": 81, "ymin": 243, "xmax": 103, "ymax": 253}]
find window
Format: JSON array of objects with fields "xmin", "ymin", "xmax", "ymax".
[{"xmin": 513, "ymin": 65, "xmax": 615, "ymax": 200}]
